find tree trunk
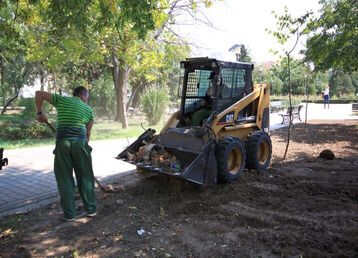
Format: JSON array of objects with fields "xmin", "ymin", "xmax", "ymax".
[
  {"xmin": 127, "ymin": 80, "xmax": 145, "ymax": 110},
  {"xmin": 40, "ymin": 69, "xmax": 46, "ymax": 91},
  {"xmin": 1, "ymin": 87, "xmax": 20, "ymax": 115},
  {"xmin": 0, "ymin": 60, "xmax": 5, "ymax": 107},
  {"xmin": 283, "ymin": 54, "xmax": 293, "ymax": 160},
  {"xmin": 112, "ymin": 53, "xmax": 129, "ymax": 128}
]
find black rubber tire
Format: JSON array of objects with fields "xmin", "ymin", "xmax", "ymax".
[
  {"xmin": 216, "ymin": 137, "xmax": 246, "ymax": 183},
  {"xmin": 246, "ymin": 131, "xmax": 272, "ymax": 172}
]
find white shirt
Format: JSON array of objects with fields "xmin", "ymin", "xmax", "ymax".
[{"xmin": 324, "ymin": 88, "xmax": 329, "ymax": 96}]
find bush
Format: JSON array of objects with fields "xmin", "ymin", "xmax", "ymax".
[
  {"xmin": 0, "ymin": 119, "xmax": 53, "ymax": 140},
  {"xmin": 18, "ymin": 98, "xmax": 52, "ymax": 119},
  {"xmin": 19, "ymin": 98, "xmax": 36, "ymax": 119},
  {"xmin": 141, "ymin": 87, "xmax": 169, "ymax": 125},
  {"xmin": 90, "ymin": 75, "xmax": 116, "ymax": 119}
]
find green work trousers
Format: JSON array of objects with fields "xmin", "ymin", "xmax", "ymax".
[{"xmin": 54, "ymin": 139, "xmax": 96, "ymax": 219}]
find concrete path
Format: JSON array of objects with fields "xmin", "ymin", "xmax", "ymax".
[
  {"xmin": 0, "ymin": 103, "xmax": 357, "ymax": 217},
  {"xmin": 0, "ymin": 139, "xmax": 135, "ymax": 217}
]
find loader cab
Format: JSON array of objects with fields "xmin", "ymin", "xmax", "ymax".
[{"xmin": 179, "ymin": 57, "xmax": 254, "ymax": 126}]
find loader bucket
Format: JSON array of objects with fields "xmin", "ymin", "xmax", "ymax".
[
  {"xmin": 116, "ymin": 128, "xmax": 156, "ymax": 160},
  {"xmin": 117, "ymin": 127, "xmax": 218, "ymax": 185}
]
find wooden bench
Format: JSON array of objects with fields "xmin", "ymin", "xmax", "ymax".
[{"xmin": 279, "ymin": 105, "xmax": 303, "ymax": 124}]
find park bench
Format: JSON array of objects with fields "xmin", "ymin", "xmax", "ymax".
[{"xmin": 279, "ymin": 105, "xmax": 303, "ymax": 124}]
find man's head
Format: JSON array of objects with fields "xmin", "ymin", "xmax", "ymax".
[{"xmin": 73, "ymin": 86, "xmax": 89, "ymax": 103}]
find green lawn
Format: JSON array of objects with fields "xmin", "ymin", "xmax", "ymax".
[{"xmin": 0, "ymin": 115, "xmax": 164, "ymax": 149}]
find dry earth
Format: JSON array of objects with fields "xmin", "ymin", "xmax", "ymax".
[{"xmin": 1, "ymin": 120, "xmax": 357, "ymax": 258}]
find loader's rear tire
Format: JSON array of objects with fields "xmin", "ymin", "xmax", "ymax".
[
  {"xmin": 216, "ymin": 137, "xmax": 246, "ymax": 183},
  {"xmin": 246, "ymin": 131, "xmax": 272, "ymax": 172}
]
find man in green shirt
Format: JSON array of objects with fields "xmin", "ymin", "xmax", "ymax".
[{"xmin": 35, "ymin": 86, "xmax": 96, "ymax": 221}]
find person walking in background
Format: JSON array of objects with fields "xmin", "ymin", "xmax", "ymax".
[
  {"xmin": 323, "ymin": 85, "xmax": 330, "ymax": 109},
  {"xmin": 35, "ymin": 87, "xmax": 96, "ymax": 222}
]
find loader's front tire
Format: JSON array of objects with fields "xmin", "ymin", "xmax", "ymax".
[
  {"xmin": 246, "ymin": 131, "xmax": 272, "ymax": 172},
  {"xmin": 216, "ymin": 137, "xmax": 246, "ymax": 183}
]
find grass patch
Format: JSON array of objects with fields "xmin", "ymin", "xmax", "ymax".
[
  {"xmin": 0, "ymin": 114, "xmax": 164, "ymax": 149},
  {"xmin": 0, "ymin": 138, "xmax": 55, "ymax": 149},
  {"xmin": 90, "ymin": 119, "xmax": 163, "ymax": 141}
]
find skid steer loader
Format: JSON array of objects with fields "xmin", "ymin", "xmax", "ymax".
[{"xmin": 117, "ymin": 57, "xmax": 271, "ymax": 184}]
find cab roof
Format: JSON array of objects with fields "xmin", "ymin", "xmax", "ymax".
[{"xmin": 180, "ymin": 57, "xmax": 254, "ymax": 70}]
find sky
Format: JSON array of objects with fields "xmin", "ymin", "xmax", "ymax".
[{"xmin": 176, "ymin": 0, "xmax": 321, "ymax": 64}]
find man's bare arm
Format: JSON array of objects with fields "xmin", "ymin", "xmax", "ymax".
[
  {"xmin": 35, "ymin": 91, "xmax": 51, "ymax": 123},
  {"xmin": 35, "ymin": 91, "xmax": 51, "ymax": 112},
  {"xmin": 86, "ymin": 120, "xmax": 94, "ymax": 142}
]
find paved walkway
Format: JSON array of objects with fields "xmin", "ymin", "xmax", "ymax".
[
  {"xmin": 0, "ymin": 103, "xmax": 357, "ymax": 217},
  {"xmin": 0, "ymin": 140, "xmax": 135, "ymax": 217}
]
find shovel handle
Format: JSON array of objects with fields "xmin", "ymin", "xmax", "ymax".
[{"xmin": 45, "ymin": 121, "xmax": 56, "ymax": 133}]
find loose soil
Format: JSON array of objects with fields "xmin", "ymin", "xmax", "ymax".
[{"xmin": 1, "ymin": 120, "xmax": 357, "ymax": 258}]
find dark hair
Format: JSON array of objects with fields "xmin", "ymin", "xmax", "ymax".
[{"xmin": 73, "ymin": 86, "xmax": 88, "ymax": 97}]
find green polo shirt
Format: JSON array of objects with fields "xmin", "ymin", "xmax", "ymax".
[{"xmin": 51, "ymin": 94, "xmax": 94, "ymax": 140}]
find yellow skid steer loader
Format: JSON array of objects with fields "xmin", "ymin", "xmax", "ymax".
[{"xmin": 117, "ymin": 57, "xmax": 271, "ymax": 184}]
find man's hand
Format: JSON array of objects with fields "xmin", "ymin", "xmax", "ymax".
[
  {"xmin": 86, "ymin": 120, "xmax": 94, "ymax": 143},
  {"xmin": 36, "ymin": 113, "xmax": 48, "ymax": 123}
]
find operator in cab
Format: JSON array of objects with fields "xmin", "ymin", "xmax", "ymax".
[{"xmin": 191, "ymin": 71, "xmax": 215, "ymax": 126}]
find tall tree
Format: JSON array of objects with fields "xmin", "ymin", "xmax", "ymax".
[
  {"xmin": 305, "ymin": 0, "xmax": 358, "ymax": 72},
  {"xmin": 25, "ymin": 0, "xmax": 161, "ymax": 128},
  {"xmin": 269, "ymin": 7, "xmax": 309, "ymax": 160},
  {"xmin": 0, "ymin": 0, "xmax": 37, "ymax": 112},
  {"xmin": 228, "ymin": 44, "xmax": 252, "ymax": 62},
  {"xmin": 41, "ymin": 0, "xmax": 216, "ymax": 128},
  {"xmin": 329, "ymin": 70, "xmax": 356, "ymax": 97}
]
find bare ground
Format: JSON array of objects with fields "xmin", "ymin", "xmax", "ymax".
[{"xmin": 1, "ymin": 120, "xmax": 357, "ymax": 258}]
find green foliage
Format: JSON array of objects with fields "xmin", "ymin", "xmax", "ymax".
[
  {"xmin": 329, "ymin": 70, "xmax": 358, "ymax": 97},
  {"xmin": 238, "ymin": 45, "xmax": 251, "ymax": 62},
  {"xmin": 229, "ymin": 44, "xmax": 252, "ymax": 62},
  {"xmin": 305, "ymin": 0, "xmax": 358, "ymax": 72},
  {"xmin": 129, "ymin": 34, "xmax": 190, "ymax": 108},
  {"xmin": 252, "ymin": 58, "xmax": 338, "ymax": 97},
  {"xmin": 89, "ymin": 74, "xmax": 116, "ymax": 118},
  {"xmin": 19, "ymin": 98, "xmax": 36, "ymax": 119},
  {"xmin": 17, "ymin": 98, "xmax": 51, "ymax": 119},
  {"xmin": 1, "ymin": 0, "xmax": 218, "ymax": 128},
  {"xmin": 0, "ymin": 115, "xmax": 164, "ymax": 149},
  {"xmin": 267, "ymin": 7, "xmax": 310, "ymax": 53},
  {"xmin": 270, "ymin": 1, "xmax": 357, "ymax": 72},
  {"xmin": 141, "ymin": 87, "xmax": 169, "ymax": 125},
  {"xmin": 0, "ymin": 119, "xmax": 53, "ymax": 140}
]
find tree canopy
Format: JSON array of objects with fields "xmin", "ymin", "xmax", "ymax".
[
  {"xmin": 304, "ymin": 0, "xmax": 357, "ymax": 72},
  {"xmin": 0, "ymin": 0, "xmax": 217, "ymax": 127}
]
